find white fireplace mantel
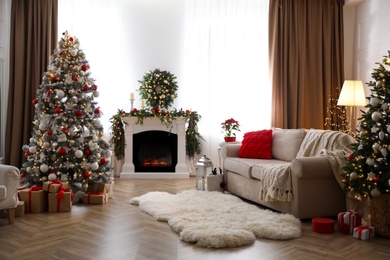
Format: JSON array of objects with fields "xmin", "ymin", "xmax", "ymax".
[{"xmin": 119, "ymin": 117, "xmax": 189, "ymax": 179}]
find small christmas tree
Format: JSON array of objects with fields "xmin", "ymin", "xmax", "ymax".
[
  {"xmin": 20, "ymin": 31, "xmax": 112, "ymax": 192},
  {"xmin": 342, "ymin": 51, "xmax": 390, "ymax": 199}
]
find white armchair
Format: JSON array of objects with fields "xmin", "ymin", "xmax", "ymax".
[{"xmin": 0, "ymin": 164, "xmax": 20, "ymax": 224}]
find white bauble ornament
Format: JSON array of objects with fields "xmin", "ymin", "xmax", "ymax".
[
  {"xmin": 370, "ymin": 97, "xmax": 380, "ymax": 106},
  {"xmin": 106, "ymin": 150, "xmax": 112, "ymax": 158},
  {"xmin": 381, "ymin": 148, "xmax": 388, "ymax": 157},
  {"xmin": 367, "ymin": 172, "xmax": 376, "ymax": 180},
  {"xmin": 39, "ymin": 123, "xmax": 47, "ymax": 130},
  {"xmin": 48, "ymin": 173, "xmax": 57, "ymax": 181},
  {"xmin": 29, "ymin": 146, "xmax": 36, "ymax": 153},
  {"xmin": 43, "ymin": 142, "xmax": 50, "ymax": 148},
  {"xmin": 371, "ymin": 188, "xmax": 381, "ymax": 197},
  {"xmin": 366, "ymin": 158, "xmax": 375, "ymax": 166},
  {"xmin": 350, "ymin": 172, "xmax": 358, "ymax": 180},
  {"xmin": 91, "ymin": 162, "xmax": 99, "ymax": 170},
  {"xmin": 382, "ymin": 103, "xmax": 389, "ymax": 110},
  {"xmin": 93, "ymin": 91, "xmax": 100, "ymax": 98},
  {"xmin": 372, "ymin": 142, "xmax": 380, "ymax": 151},
  {"xmin": 26, "ymin": 167, "xmax": 31, "ymax": 173},
  {"xmin": 376, "ymin": 81, "xmax": 382, "ymax": 87},
  {"xmin": 82, "ymin": 183, "xmax": 89, "ymax": 190},
  {"xmin": 379, "ymin": 131, "xmax": 385, "ymax": 140},
  {"xmin": 34, "ymin": 120, "xmax": 40, "ymax": 126},
  {"xmin": 387, "ymin": 125, "xmax": 390, "ymax": 134},
  {"xmin": 70, "ymin": 48, "xmax": 78, "ymax": 56},
  {"xmin": 93, "ymin": 120, "xmax": 101, "ymax": 127},
  {"xmin": 75, "ymin": 150, "xmax": 83, "ymax": 158},
  {"xmin": 372, "ymin": 111, "xmax": 382, "ymax": 121},
  {"xmin": 40, "ymin": 164, "xmax": 49, "ymax": 172}
]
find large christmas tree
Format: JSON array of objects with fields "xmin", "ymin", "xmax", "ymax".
[
  {"xmin": 20, "ymin": 31, "xmax": 112, "ymax": 192},
  {"xmin": 342, "ymin": 51, "xmax": 390, "ymax": 199}
]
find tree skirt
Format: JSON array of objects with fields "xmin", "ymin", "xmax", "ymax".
[{"xmin": 129, "ymin": 190, "xmax": 301, "ymax": 248}]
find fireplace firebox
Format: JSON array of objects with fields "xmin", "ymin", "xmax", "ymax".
[{"xmin": 133, "ymin": 130, "xmax": 177, "ymax": 172}]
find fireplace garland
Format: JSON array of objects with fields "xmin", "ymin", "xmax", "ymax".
[{"xmin": 109, "ymin": 108, "xmax": 203, "ymax": 160}]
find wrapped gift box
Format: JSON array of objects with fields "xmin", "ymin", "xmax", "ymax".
[
  {"xmin": 312, "ymin": 217, "xmax": 335, "ymax": 234},
  {"xmin": 353, "ymin": 226, "xmax": 375, "ymax": 240},
  {"xmin": 84, "ymin": 193, "xmax": 108, "ymax": 205},
  {"xmin": 42, "ymin": 181, "xmax": 69, "ymax": 193},
  {"xmin": 338, "ymin": 210, "xmax": 362, "ymax": 234},
  {"xmin": 206, "ymin": 174, "xmax": 224, "ymax": 192},
  {"xmin": 18, "ymin": 186, "xmax": 47, "ymax": 213},
  {"xmin": 15, "ymin": 201, "xmax": 25, "ymax": 217},
  {"xmin": 87, "ymin": 182, "xmax": 114, "ymax": 199},
  {"xmin": 48, "ymin": 190, "xmax": 73, "ymax": 213}
]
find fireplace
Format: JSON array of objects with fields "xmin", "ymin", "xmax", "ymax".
[
  {"xmin": 119, "ymin": 117, "xmax": 189, "ymax": 178},
  {"xmin": 133, "ymin": 130, "xmax": 177, "ymax": 172}
]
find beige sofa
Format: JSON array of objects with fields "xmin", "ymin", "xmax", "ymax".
[{"xmin": 220, "ymin": 128, "xmax": 356, "ymax": 219}]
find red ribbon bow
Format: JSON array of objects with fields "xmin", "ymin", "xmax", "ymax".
[
  {"xmin": 56, "ymin": 187, "xmax": 74, "ymax": 212},
  {"xmin": 47, "ymin": 179, "xmax": 62, "ymax": 192},
  {"xmin": 356, "ymin": 225, "xmax": 373, "ymax": 239},
  {"xmin": 27, "ymin": 185, "xmax": 43, "ymax": 212}
]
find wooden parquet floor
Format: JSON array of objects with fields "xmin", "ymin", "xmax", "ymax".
[{"xmin": 1, "ymin": 177, "xmax": 390, "ymax": 260}]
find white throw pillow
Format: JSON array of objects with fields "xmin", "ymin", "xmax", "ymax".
[
  {"xmin": 272, "ymin": 128, "xmax": 306, "ymax": 161},
  {"xmin": 0, "ymin": 185, "xmax": 7, "ymax": 200}
]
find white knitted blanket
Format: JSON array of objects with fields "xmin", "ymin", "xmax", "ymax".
[{"xmin": 259, "ymin": 129, "xmax": 355, "ymax": 202}]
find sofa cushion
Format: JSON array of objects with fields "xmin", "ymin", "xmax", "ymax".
[
  {"xmin": 224, "ymin": 157, "xmax": 265, "ymax": 179},
  {"xmin": 272, "ymin": 128, "xmax": 306, "ymax": 161},
  {"xmin": 0, "ymin": 185, "xmax": 6, "ymax": 200},
  {"xmin": 238, "ymin": 129, "xmax": 273, "ymax": 159}
]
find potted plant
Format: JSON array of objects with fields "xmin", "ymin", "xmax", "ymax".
[{"xmin": 221, "ymin": 118, "xmax": 240, "ymax": 142}]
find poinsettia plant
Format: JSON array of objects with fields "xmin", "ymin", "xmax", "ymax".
[{"xmin": 221, "ymin": 118, "xmax": 240, "ymax": 137}]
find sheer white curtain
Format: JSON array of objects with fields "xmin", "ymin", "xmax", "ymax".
[
  {"xmin": 181, "ymin": 0, "xmax": 270, "ymax": 165},
  {"xmin": 58, "ymin": 0, "xmax": 270, "ymax": 166}
]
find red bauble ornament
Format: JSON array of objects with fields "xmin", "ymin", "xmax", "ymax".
[
  {"xmin": 69, "ymin": 37, "xmax": 74, "ymax": 42},
  {"xmin": 54, "ymin": 108, "xmax": 62, "ymax": 114},
  {"xmin": 62, "ymin": 127, "xmax": 67, "ymax": 133},
  {"xmin": 84, "ymin": 85, "xmax": 89, "ymax": 91},
  {"xmin": 185, "ymin": 109, "xmax": 191, "ymax": 114},
  {"xmin": 25, "ymin": 150, "xmax": 30, "ymax": 157},
  {"xmin": 73, "ymin": 76, "xmax": 78, "ymax": 82},
  {"xmin": 75, "ymin": 110, "xmax": 83, "ymax": 116},
  {"xmin": 47, "ymin": 130, "xmax": 53, "ymax": 135},
  {"xmin": 133, "ymin": 108, "xmax": 138, "ymax": 112},
  {"xmin": 162, "ymin": 110, "xmax": 167, "ymax": 115},
  {"xmin": 20, "ymin": 173, "xmax": 25, "ymax": 178},
  {"xmin": 84, "ymin": 149, "xmax": 91, "ymax": 156},
  {"xmin": 100, "ymin": 158, "xmax": 107, "ymax": 165},
  {"xmin": 83, "ymin": 172, "xmax": 90, "ymax": 178},
  {"xmin": 94, "ymin": 108, "xmax": 100, "ymax": 114},
  {"xmin": 32, "ymin": 99, "xmax": 38, "ymax": 105},
  {"xmin": 60, "ymin": 50, "xmax": 64, "ymax": 55},
  {"xmin": 58, "ymin": 147, "xmax": 66, "ymax": 155},
  {"xmin": 81, "ymin": 65, "xmax": 89, "ymax": 71},
  {"xmin": 374, "ymin": 176, "xmax": 380, "ymax": 182},
  {"xmin": 92, "ymin": 84, "xmax": 98, "ymax": 90},
  {"xmin": 47, "ymin": 90, "xmax": 52, "ymax": 95},
  {"xmin": 348, "ymin": 153, "xmax": 354, "ymax": 160},
  {"xmin": 51, "ymin": 76, "xmax": 57, "ymax": 82}
]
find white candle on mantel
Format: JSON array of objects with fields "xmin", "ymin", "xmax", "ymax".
[{"xmin": 130, "ymin": 92, "xmax": 135, "ymax": 100}]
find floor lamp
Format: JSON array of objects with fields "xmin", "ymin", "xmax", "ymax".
[{"xmin": 337, "ymin": 80, "xmax": 367, "ymax": 134}]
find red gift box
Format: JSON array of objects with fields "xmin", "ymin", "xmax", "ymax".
[
  {"xmin": 353, "ymin": 225, "xmax": 375, "ymax": 240},
  {"xmin": 338, "ymin": 210, "xmax": 362, "ymax": 234}
]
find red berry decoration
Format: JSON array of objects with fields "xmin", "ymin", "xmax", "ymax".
[
  {"xmin": 47, "ymin": 130, "xmax": 53, "ymax": 135},
  {"xmin": 133, "ymin": 108, "xmax": 138, "ymax": 112},
  {"xmin": 100, "ymin": 158, "xmax": 107, "ymax": 165},
  {"xmin": 348, "ymin": 153, "xmax": 354, "ymax": 160},
  {"xmin": 84, "ymin": 149, "xmax": 91, "ymax": 156},
  {"xmin": 58, "ymin": 147, "xmax": 66, "ymax": 155},
  {"xmin": 94, "ymin": 108, "xmax": 100, "ymax": 114},
  {"xmin": 186, "ymin": 109, "xmax": 191, "ymax": 114},
  {"xmin": 32, "ymin": 99, "xmax": 38, "ymax": 105},
  {"xmin": 83, "ymin": 172, "xmax": 90, "ymax": 178},
  {"xmin": 84, "ymin": 85, "xmax": 89, "ymax": 91},
  {"xmin": 75, "ymin": 110, "xmax": 83, "ymax": 116},
  {"xmin": 54, "ymin": 108, "xmax": 62, "ymax": 114}
]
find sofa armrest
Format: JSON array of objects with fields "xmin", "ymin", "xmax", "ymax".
[
  {"xmin": 220, "ymin": 144, "xmax": 241, "ymax": 161},
  {"xmin": 291, "ymin": 156, "xmax": 333, "ymax": 179}
]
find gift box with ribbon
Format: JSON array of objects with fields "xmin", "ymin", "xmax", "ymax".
[
  {"xmin": 15, "ymin": 201, "xmax": 25, "ymax": 217},
  {"xmin": 353, "ymin": 225, "xmax": 375, "ymax": 240},
  {"xmin": 338, "ymin": 210, "xmax": 362, "ymax": 234},
  {"xmin": 48, "ymin": 188, "xmax": 73, "ymax": 213},
  {"xmin": 42, "ymin": 180, "xmax": 69, "ymax": 193},
  {"xmin": 83, "ymin": 192, "xmax": 108, "ymax": 205},
  {"xmin": 18, "ymin": 185, "xmax": 47, "ymax": 213}
]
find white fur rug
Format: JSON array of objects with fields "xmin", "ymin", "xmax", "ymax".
[{"xmin": 129, "ymin": 190, "xmax": 301, "ymax": 248}]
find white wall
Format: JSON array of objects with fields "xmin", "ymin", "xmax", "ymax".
[{"xmin": 0, "ymin": 0, "xmax": 11, "ymax": 161}]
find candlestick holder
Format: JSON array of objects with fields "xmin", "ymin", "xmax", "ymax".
[{"xmin": 130, "ymin": 98, "xmax": 135, "ymax": 111}]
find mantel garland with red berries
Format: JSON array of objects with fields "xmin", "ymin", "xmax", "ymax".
[{"xmin": 109, "ymin": 108, "xmax": 203, "ymax": 160}]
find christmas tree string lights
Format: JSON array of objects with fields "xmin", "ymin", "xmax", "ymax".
[
  {"xmin": 20, "ymin": 31, "xmax": 112, "ymax": 192},
  {"xmin": 342, "ymin": 51, "xmax": 390, "ymax": 199}
]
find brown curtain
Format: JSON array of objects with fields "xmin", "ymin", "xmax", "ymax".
[
  {"xmin": 5, "ymin": 0, "xmax": 58, "ymax": 167},
  {"xmin": 269, "ymin": 0, "xmax": 344, "ymax": 129}
]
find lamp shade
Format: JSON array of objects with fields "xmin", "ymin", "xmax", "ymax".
[{"xmin": 337, "ymin": 80, "xmax": 366, "ymax": 106}]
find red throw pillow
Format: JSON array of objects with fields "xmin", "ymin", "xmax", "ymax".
[{"xmin": 238, "ymin": 129, "xmax": 273, "ymax": 159}]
